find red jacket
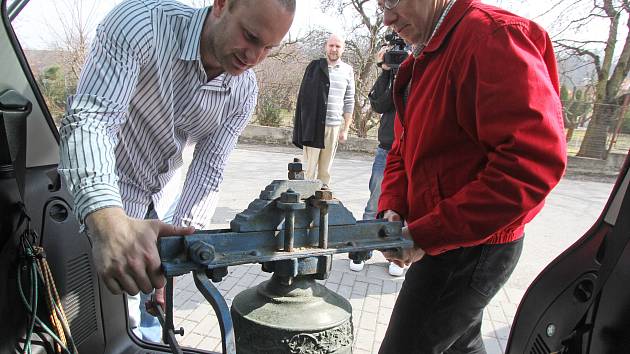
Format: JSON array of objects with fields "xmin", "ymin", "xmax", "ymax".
[{"xmin": 378, "ymin": 0, "xmax": 567, "ymax": 255}]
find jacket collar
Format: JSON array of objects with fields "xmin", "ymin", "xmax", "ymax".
[{"xmin": 423, "ymin": 0, "xmax": 476, "ymax": 53}]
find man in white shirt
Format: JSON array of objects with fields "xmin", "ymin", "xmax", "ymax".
[{"xmin": 58, "ymin": 0, "xmax": 295, "ymax": 341}]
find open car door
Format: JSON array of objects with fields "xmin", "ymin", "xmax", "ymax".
[
  {"xmin": 506, "ymin": 152, "xmax": 630, "ymax": 353},
  {"xmin": 0, "ymin": 1, "xmax": 212, "ymax": 353}
]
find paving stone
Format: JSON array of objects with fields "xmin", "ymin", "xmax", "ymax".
[
  {"xmin": 483, "ymin": 336, "xmax": 504, "ymax": 354},
  {"xmin": 235, "ymin": 273, "xmax": 258, "ymax": 288},
  {"xmin": 351, "ymin": 281, "xmax": 369, "ymax": 296},
  {"xmin": 359, "ymin": 311, "xmax": 377, "ymax": 331},
  {"xmin": 180, "ymin": 332, "xmax": 203, "ymax": 347},
  {"xmin": 325, "ymin": 281, "xmax": 340, "ymax": 292},
  {"xmin": 377, "ymin": 308, "xmax": 392, "ymax": 325},
  {"xmin": 362, "ymin": 296, "xmax": 380, "ymax": 313},
  {"xmin": 224, "ymin": 285, "xmax": 247, "ymax": 301},
  {"xmin": 487, "ymin": 304, "xmax": 509, "ymax": 324},
  {"xmin": 382, "ymin": 280, "xmax": 398, "ymax": 294},
  {"xmin": 349, "ymin": 297, "xmax": 365, "ymax": 311},
  {"xmin": 504, "ymin": 287, "xmax": 526, "ymax": 304},
  {"xmin": 341, "ymin": 272, "xmax": 357, "ymax": 286},
  {"xmin": 380, "ymin": 293, "xmax": 397, "ymax": 309},
  {"xmin": 355, "ymin": 328, "xmax": 375, "ymax": 351},
  {"xmin": 494, "ymin": 323, "xmax": 511, "ymax": 340},
  {"xmin": 186, "ymin": 303, "xmax": 211, "ymax": 322},
  {"xmin": 337, "ymin": 284, "xmax": 353, "ymax": 299},
  {"xmin": 367, "ymin": 283, "xmax": 383, "ymax": 296},
  {"xmin": 327, "ymin": 270, "xmax": 343, "ymax": 284},
  {"xmin": 197, "ymin": 336, "xmax": 217, "ymax": 351},
  {"xmin": 228, "ymin": 265, "xmax": 248, "ymax": 278},
  {"xmin": 192, "ymin": 315, "xmax": 218, "ymax": 335},
  {"xmin": 372, "ymin": 340, "xmax": 382, "ymax": 353}
]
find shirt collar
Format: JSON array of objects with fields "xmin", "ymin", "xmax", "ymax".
[
  {"xmin": 180, "ymin": 6, "xmax": 210, "ymax": 61},
  {"xmin": 181, "ymin": 6, "xmax": 235, "ymax": 90},
  {"xmin": 327, "ymin": 59, "xmax": 344, "ymax": 68},
  {"xmin": 421, "ymin": 0, "xmax": 477, "ymax": 54}
]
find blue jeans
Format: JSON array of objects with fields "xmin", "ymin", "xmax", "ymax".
[{"xmin": 363, "ymin": 147, "xmax": 389, "ymax": 220}]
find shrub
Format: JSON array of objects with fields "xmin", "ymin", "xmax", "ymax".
[{"xmin": 257, "ymin": 100, "xmax": 283, "ymax": 127}]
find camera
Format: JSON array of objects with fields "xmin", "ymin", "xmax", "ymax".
[{"xmin": 382, "ymin": 32, "xmax": 409, "ymax": 69}]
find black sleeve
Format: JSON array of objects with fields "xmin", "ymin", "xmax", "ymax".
[{"xmin": 368, "ymin": 70, "xmax": 395, "ymax": 114}]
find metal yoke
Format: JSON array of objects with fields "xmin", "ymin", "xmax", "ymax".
[{"xmin": 156, "ymin": 159, "xmax": 412, "ymax": 353}]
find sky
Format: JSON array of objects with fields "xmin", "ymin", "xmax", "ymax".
[{"xmin": 8, "ymin": 0, "xmax": 618, "ymax": 52}]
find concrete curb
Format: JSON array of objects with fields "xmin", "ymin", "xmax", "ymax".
[
  {"xmin": 240, "ymin": 124, "xmax": 627, "ymax": 176},
  {"xmin": 239, "ymin": 124, "xmax": 378, "ymax": 153}
]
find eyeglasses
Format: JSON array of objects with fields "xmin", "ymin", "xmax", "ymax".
[{"xmin": 378, "ymin": 0, "xmax": 401, "ymax": 11}]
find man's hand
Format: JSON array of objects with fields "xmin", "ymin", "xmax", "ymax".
[
  {"xmin": 145, "ymin": 286, "xmax": 166, "ymax": 317},
  {"xmin": 380, "ymin": 212, "xmax": 425, "ymax": 267},
  {"xmin": 85, "ymin": 207, "xmax": 195, "ymax": 295},
  {"xmin": 382, "ymin": 209, "xmax": 402, "ymax": 222},
  {"xmin": 338, "ymin": 129, "xmax": 349, "ymax": 144}
]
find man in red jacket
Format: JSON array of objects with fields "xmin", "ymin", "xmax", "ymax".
[{"xmin": 376, "ymin": 0, "xmax": 567, "ymax": 352}]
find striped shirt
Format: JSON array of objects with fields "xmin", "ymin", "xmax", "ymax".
[
  {"xmin": 325, "ymin": 61, "xmax": 355, "ymax": 126},
  {"xmin": 58, "ymin": 0, "xmax": 258, "ymax": 229}
]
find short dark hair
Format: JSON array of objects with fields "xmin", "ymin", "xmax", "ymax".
[{"xmin": 229, "ymin": 0, "xmax": 296, "ymax": 13}]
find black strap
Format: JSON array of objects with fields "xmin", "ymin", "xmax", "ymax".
[{"xmin": 0, "ymin": 90, "xmax": 32, "ymax": 201}]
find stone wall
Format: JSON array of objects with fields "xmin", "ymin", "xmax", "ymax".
[
  {"xmin": 240, "ymin": 124, "xmax": 628, "ymax": 176},
  {"xmin": 567, "ymin": 153, "xmax": 627, "ymax": 177},
  {"xmin": 238, "ymin": 124, "xmax": 378, "ymax": 153}
]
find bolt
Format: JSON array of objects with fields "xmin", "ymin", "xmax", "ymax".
[
  {"xmin": 199, "ymin": 250, "xmax": 211, "ymax": 261},
  {"xmin": 189, "ymin": 241, "xmax": 215, "ymax": 265},
  {"xmin": 546, "ymin": 324, "xmax": 556, "ymax": 337},
  {"xmin": 379, "ymin": 225, "xmax": 393, "ymax": 238}
]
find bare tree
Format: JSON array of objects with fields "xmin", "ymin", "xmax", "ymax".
[
  {"xmin": 254, "ymin": 41, "xmax": 311, "ymax": 126},
  {"xmin": 47, "ymin": 0, "xmax": 102, "ymax": 83},
  {"xmin": 549, "ymin": 0, "xmax": 630, "ymax": 159}
]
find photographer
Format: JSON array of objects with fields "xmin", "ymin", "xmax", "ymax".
[{"xmin": 349, "ymin": 42, "xmax": 407, "ymax": 276}]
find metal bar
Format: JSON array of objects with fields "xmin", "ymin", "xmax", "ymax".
[
  {"xmin": 153, "ymin": 286, "xmax": 184, "ymax": 354},
  {"xmin": 319, "ymin": 205, "xmax": 329, "ymax": 249},
  {"xmin": 160, "ymin": 221, "xmax": 410, "ymax": 277},
  {"xmin": 194, "ymin": 271, "xmax": 236, "ymax": 354},
  {"xmin": 284, "ymin": 210, "xmax": 295, "ymax": 252}
]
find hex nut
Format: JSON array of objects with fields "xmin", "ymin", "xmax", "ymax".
[
  {"xmin": 315, "ymin": 189, "xmax": 333, "ymax": 200},
  {"xmin": 280, "ymin": 189, "xmax": 300, "ymax": 203}
]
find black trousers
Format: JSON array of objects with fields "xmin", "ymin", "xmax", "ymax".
[{"xmin": 379, "ymin": 237, "xmax": 523, "ymax": 354}]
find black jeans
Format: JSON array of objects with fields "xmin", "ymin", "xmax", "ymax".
[{"xmin": 379, "ymin": 237, "xmax": 523, "ymax": 354}]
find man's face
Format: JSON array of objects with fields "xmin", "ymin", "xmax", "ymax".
[
  {"xmin": 205, "ymin": 0, "xmax": 294, "ymax": 76},
  {"xmin": 378, "ymin": 0, "xmax": 439, "ymax": 45},
  {"xmin": 325, "ymin": 36, "xmax": 345, "ymax": 63}
]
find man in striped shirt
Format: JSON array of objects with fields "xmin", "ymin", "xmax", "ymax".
[
  {"xmin": 58, "ymin": 0, "xmax": 295, "ymax": 340},
  {"xmin": 292, "ymin": 33, "xmax": 356, "ymax": 186}
]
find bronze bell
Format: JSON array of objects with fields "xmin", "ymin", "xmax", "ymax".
[{"xmin": 231, "ymin": 271, "xmax": 353, "ymax": 353}]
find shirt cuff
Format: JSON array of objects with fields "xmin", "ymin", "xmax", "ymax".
[{"xmin": 74, "ymin": 183, "xmax": 123, "ymax": 223}]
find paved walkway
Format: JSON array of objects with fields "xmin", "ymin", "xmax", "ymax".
[{"xmin": 166, "ymin": 143, "xmax": 615, "ymax": 354}]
